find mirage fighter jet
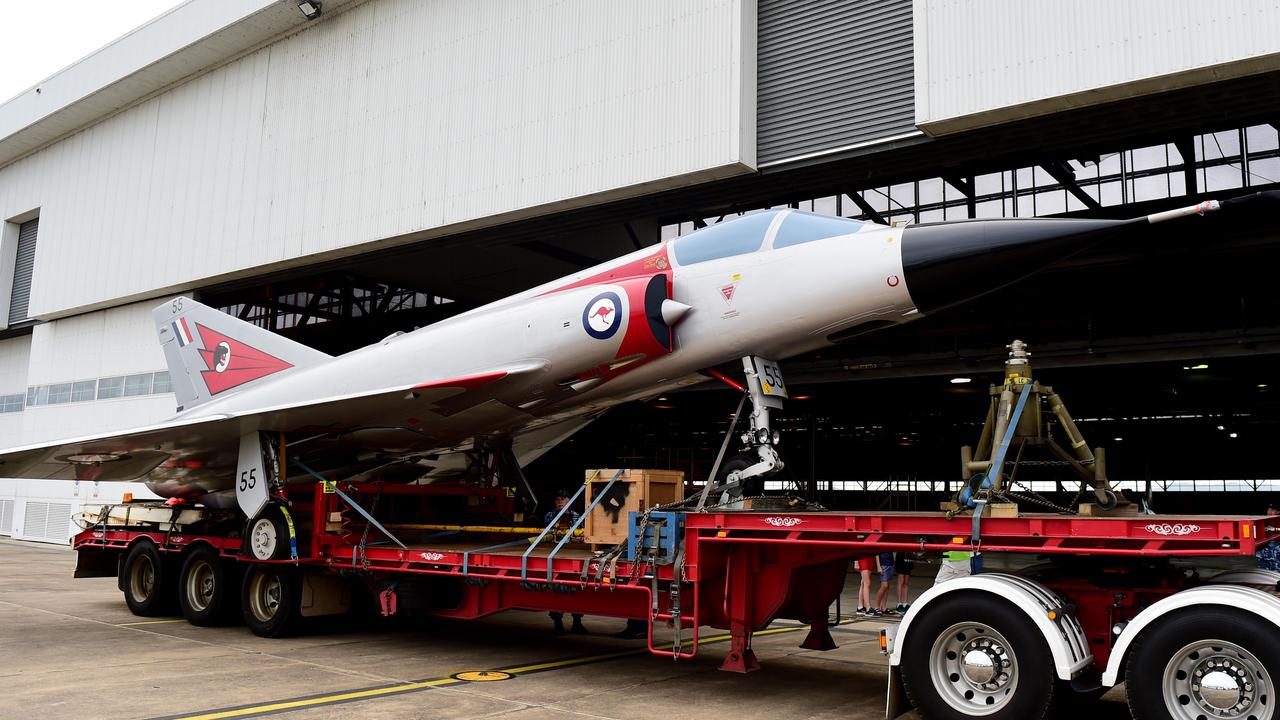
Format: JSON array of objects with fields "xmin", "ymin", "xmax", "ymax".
[{"xmin": 0, "ymin": 197, "xmax": 1250, "ymax": 515}]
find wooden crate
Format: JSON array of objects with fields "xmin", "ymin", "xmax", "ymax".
[{"xmin": 582, "ymin": 469, "xmax": 684, "ymax": 546}]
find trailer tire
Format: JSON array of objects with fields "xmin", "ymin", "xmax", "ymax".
[
  {"xmin": 242, "ymin": 565, "xmax": 301, "ymax": 638},
  {"xmin": 123, "ymin": 541, "xmax": 174, "ymax": 616},
  {"xmin": 178, "ymin": 546, "xmax": 236, "ymax": 626},
  {"xmin": 1125, "ymin": 607, "xmax": 1279, "ymax": 720},
  {"xmin": 901, "ymin": 591, "xmax": 1055, "ymax": 719}
]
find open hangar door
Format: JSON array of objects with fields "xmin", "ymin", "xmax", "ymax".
[{"xmin": 527, "ymin": 194, "xmax": 1280, "ymax": 514}]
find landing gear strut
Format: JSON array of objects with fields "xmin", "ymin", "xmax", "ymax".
[{"xmin": 699, "ymin": 356, "xmax": 788, "ymax": 508}]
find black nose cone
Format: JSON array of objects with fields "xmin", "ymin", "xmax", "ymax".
[{"xmin": 900, "ymin": 218, "xmax": 1134, "ymax": 315}]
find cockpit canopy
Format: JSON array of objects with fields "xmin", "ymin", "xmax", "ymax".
[{"xmin": 671, "ymin": 209, "xmax": 872, "ymax": 266}]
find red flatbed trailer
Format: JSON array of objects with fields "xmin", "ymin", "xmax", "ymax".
[{"xmin": 72, "ymin": 480, "xmax": 1280, "ymax": 720}]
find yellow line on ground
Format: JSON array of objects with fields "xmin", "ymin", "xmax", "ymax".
[
  {"xmin": 115, "ymin": 618, "xmax": 188, "ymax": 626},
  {"xmin": 173, "ymin": 678, "xmax": 462, "ymax": 720},
  {"xmin": 164, "ymin": 620, "xmax": 862, "ymax": 720}
]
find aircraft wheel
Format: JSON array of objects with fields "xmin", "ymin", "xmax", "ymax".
[
  {"xmin": 714, "ymin": 454, "xmax": 756, "ymax": 497},
  {"xmin": 901, "ymin": 591, "xmax": 1055, "ymax": 719},
  {"xmin": 123, "ymin": 541, "xmax": 175, "ymax": 616},
  {"xmin": 248, "ymin": 507, "xmax": 292, "ymax": 561},
  {"xmin": 242, "ymin": 565, "xmax": 301, "ymax": 638},
  {"xmin": 178, "ymin": 545, "xmax": 237, "ymax": 626},
  {"xmin": 1125, "ymin": 607, "xmax": 1279, "ymax": 720}
]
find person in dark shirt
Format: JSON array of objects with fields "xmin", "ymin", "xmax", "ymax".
[
  {"xmin": 545, "ymin": 489, "xmax": 586, "ymax": 634},
  {"xmin": 893, "ymin": 551, "xmax": 915, "ymax": 614}
]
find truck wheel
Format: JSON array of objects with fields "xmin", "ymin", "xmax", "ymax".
[
  {"xmin": 242, "ymin": 565, "xmax": 301, "ymax": 637},
  {"xmin": 123, "ymin": 541, "xmax": 174, "ymax": 616},
  {"xmin": 179, "ymin": 546, "xmax": 236, "ymax": 626},
  {"xmin": 1125, "ymin": 607, "xmax": 1279, "ymax": 720},
  {"xmin": 248, "ymin": 508, "xmax": 291, "ymax": 561},
  {"xmin": 901, "ymin": 592, "xmax": 1055, "ymax": 719}
]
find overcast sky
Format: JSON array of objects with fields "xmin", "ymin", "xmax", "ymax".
[{"xmin": 0, "ymin": 0, "xmax": 185, "ymax": 104}]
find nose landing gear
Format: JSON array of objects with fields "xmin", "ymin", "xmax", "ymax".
[{"xmin": 697, "ymin": 356, "xmax": 788, "ymax": 509}]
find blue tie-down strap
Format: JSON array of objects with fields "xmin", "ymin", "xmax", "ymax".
[{"xmin": 965, "ymin": 383, "xmax": 1034, "ymax": 509}]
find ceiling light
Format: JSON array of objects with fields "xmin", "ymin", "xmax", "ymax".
[
  {"xmin": 1229, "ymin": 432, "xmax": 1239, "ymax": 438},
  {"xmin": 1259, "ymin": 384, "xmax": 1269, "ymax": 389},
  {"xmin": 1113, "ymin": 437, "xmax": 1123, "ymax": 442},
  {"xmin": 792, "ymin": 394, "xmax": 812, "ymax": 400},
  {"xmin": 950, "ymin": 377, "xmax": 972, "ymax": 384},
  {"xmin": 1217, "ymin": 425, "xmax": 1226, "ymax": 431},
  {"xmin": 298, "ymin": 1, "xmax": 322, "ymax": 20},
  {"xmin": 1182, "ymin": 363, "xmax": 1209, "ymax": 371}
]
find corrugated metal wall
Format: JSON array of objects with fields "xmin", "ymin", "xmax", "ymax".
[
  {"xmin": 0, "ymin": 0, "xmax": 754, "ymax": 319},
  {"xmin": 914, "ymin": 0, "xmax": 1280, "ymax": 134},
  {"xmin": 757, "ymin": 0, "xmax": 915, "ymax": 165},
  {"xmin": 7, "ymin": 218, "xmax": 36, "ymax": 325}
]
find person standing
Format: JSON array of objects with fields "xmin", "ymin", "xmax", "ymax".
[
  {"xmin": 874, "ymin": 552, "xmax": 896, "ymax": 616},
  {"xmin": 546, "ymin": 489, "xmax": 587, "ymax": 634},
  {"xmin": 856, "ymin": 556, "xmax": 875, "ymax": 616},
  {"xmin": 893, "ymin": 551, "xmax": 915, "ymax": 614}
]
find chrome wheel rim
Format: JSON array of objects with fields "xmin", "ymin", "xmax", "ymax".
[
  {"xmin": 929, "ymin": 621, "xmax": 1020, "ymax": 715},
  {"xmin": 250, "ymin": 517, "xmax": 278, "ymax": 560},
  {"xmin": 1162, "ymin": 639, "xmax": 1273, "ymax": 720},
  {"xmin": 129, "ymin": 554, "xmax": 155, "ymax": 601},
  {"xmin": 184, "ymin": 559, "xmax": 215, "ymax": 612},
  {"xmin": 248, "ymin": 572, "xmax": 282, "ymax": 623}
]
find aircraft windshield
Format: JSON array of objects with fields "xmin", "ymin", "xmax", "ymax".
[
  {"xmin": 773, "ymin": 211, "xmax": 866, "ymax": 249},
  {"xmin": 672, "ymin": 210, "xmax": 782, "ymax": 266}
]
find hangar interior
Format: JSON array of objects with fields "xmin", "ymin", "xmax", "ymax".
[{"xmin": 2, "ymin": 0, "xmax": 1280, "ymax": 540}]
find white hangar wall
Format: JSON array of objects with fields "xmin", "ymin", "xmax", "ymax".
[
  {"xmin": 0, "ymin": 303, "xmax": 167, "ymax": 544},
  {"xmin": 913, "ymin": 0, "xmax": 1280, "ymax": 134},
  {"xmin": 0, "ymin": 0, "xmax": 757, "ymax": 322}
]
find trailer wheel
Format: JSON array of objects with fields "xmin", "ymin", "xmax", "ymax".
[
  {"xmin": 901, "ymin": 592, "xmax": 1055, "ymax": 719},
  {"xmin": 248, "ymin": 508, "xmax": 291, "ymax": 561},
  {"xmin": 178, "ymin": 546, "xmax": 236, "ymax": 626},
  {"xmin": 242, "ymin": 565, "xmax": 301, "ymax": 637},
  {"xmin": 123, "ymin": 541, "xmax": 174, "ymax": 616},
  {"xmin": 1125, "ymin": 607, "xmax": 1279, "ymax": 720}
]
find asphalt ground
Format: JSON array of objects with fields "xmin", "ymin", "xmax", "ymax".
[{"xmin": 0, "ymin": 538, "xmax": 1135, "ymax": 720}]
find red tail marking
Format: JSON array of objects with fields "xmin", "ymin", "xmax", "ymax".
[{"xmin": 195, "ymin": 324, "xmax": 293, "ymax": 395}]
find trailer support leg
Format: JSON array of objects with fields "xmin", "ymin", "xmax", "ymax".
[
  {"xmin": 719, "ymin": 547, "xmax": 761, "ymax": 673},
  {"xmin": 800, "ymin": 615, "xmax": 838, "ymax": 651},
  {"xmin": 720, "ymin": 624, "xmax": 761, "ymax": 673}
]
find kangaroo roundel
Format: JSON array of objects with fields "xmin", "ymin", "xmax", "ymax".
[{"xmin": 583, "ymin": 292, "xmax": 622, "ymax": 339}]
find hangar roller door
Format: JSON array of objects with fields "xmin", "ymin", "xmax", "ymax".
[
  {"xmin": 757, "ymin": 0, "xmax": 916, "ymax": 165},
  {"xmin": 0, "ymin": 498, "xmax": 12, "ymax": 535},
  {"xmin": 8, "ymin": 217, "xmax": 37, "ymax": 325}
]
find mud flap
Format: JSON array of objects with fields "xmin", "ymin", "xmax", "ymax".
[
  {"xmin": 75, "ymin": 547, "xmax": 120, "ymax": 579},
  {"xmin": 886, "ymin": 663, "xmax": 911, "ymax": 720}
]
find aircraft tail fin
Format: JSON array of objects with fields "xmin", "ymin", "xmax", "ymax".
[{"xmin": 153, "ymin": 297, "xmax": 332, "ymax": 412}]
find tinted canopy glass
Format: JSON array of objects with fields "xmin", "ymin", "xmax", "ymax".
[
  {"xmin": 673, "ymin": 210, "xmax": 781, "ymax": 265},
  {"xmin": 773, "ymin": 211, "xmax": 867, "ymax": 249}
]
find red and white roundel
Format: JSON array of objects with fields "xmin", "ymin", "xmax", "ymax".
[{"xmin": 583, "ymin": 291, "xmax": 622, "ymax": 340}]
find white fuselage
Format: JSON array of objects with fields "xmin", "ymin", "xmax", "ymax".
[{"xmin": 182, "ymin": 211, "xmax": 917, "ymax": 451}]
